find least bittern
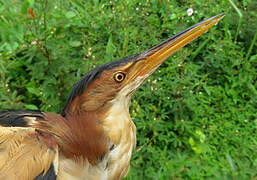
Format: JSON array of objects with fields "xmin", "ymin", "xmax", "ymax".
[{"xmin": 0, "ymin": 13, "xmax": 224, "ymax": 180}]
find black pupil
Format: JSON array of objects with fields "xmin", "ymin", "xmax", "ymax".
[{"xmin": 117, "ymin": 74, "xmax": 123, "ymax": 80}]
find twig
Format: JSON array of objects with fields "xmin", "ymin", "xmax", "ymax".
[
  {"xmin": 43, "ymin": 0, "xmax": 51, "ymax": 64},
  {"xmin": 136, "ymin": 136, "xmax": 155, "ymax": 153}
]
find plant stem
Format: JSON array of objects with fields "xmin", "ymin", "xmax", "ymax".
[
  {"xmin": 228, "ymin": 0, "xmax": 243, "ymax": 42},
  {"xmin": 245, "ymin": 31, "xmax": 257, "ymax": 60}
]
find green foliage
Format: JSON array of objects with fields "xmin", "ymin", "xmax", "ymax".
[{"xmin": 0, "ymin": 0, "xmax": 256, "ymax": 179}]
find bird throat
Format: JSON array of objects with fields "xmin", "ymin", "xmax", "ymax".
[{"xmin": 102, "ymin": 95, "xmax": 136, "ymax": 179}]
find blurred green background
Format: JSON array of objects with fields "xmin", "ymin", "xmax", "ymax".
[{"xmin": 0, "ymin": 0, "xmax": 256, "ymax": 179}]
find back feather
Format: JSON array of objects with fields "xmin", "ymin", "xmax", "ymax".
[{"xmin": 0, "ymin": 110, "xmax": 44, "ymax": 127}]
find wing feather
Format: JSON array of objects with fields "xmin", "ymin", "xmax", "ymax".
[{"xmin": 0, "ymin": 126, "xmax": 58, "ymax": 180}]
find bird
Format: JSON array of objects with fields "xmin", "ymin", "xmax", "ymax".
[{"xmin": 0, "ymin": 13, "xmax": 225, "ymax": 180}]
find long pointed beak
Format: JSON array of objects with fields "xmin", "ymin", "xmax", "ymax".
[{"xmin": 133, "ymin": 13, "xmax": 225, "ymax": 77}]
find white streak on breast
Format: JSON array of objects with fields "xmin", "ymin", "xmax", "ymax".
[{"xmin": 103, "ymin": 75, "xmax": 147, "ymax": 179}]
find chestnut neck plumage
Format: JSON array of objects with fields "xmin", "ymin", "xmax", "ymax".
[
  {"xmin": 36, "ymin": 93, "xmax": 136, "ymax": 179},
  {"xmin": 36, "ymin": 111, "xmax": 108, "ymax": 164}
]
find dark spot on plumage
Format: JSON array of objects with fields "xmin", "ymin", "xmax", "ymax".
[
  {"xmin": 34, "ymin": 163, "xmax": 57, "ymax": 180},
  {"xmin": 105, "ymin": 162, "xmax": 109, "ymax": 170},
  {"xmin": 110, "ymin": 144, "xmax": 115, "ymax": 151},
  {"xmin": 99, "ymin": 153, "xmax": 106, "ymax": 162},
  {"xmin": 0, "ymin": 110, "xmax": 44, "ymax": 127},
  {"xmin": 104, "ymin": 144, "xmax": 115, "ymax": 170},
  {"xmin": 36, "ymin": 135, "xmax": 41, "ymax": 143},
  {"xmin": 61, "ymin": 53, "xmax": 140, "ymax": 117}
]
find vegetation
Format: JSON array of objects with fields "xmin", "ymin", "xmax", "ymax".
[{"xmin": 0, "ymin": 0, "xmax": 256, "ymax": 179}]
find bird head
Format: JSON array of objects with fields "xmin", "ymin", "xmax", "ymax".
[{"xmin": 61, "ymin": 13, "xmax": 225, "ymax": 118}]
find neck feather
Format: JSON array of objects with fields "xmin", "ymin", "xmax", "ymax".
[{"xmin": 36, "ymin": 113, "xmax": 109, "ymax": 164}]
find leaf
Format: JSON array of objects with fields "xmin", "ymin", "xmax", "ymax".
[
  {"xmin": 24, "ymin": 104, "xmax": 38, "ymax": 110},
  {"xmin": 169, "ymin": 13, "xmax": 177, "ymax": 20},
  {"xmin": 27, "ymin": 87, "xmax": 40, "ymax": 95},
  {"xmin": 105, "ymin": 35, "xmax": 116, "ymax": 59},
  {"xmin": 69, "ymin": 41, "xmax": 81, "ymax": 47},
  {"xmin": 27, "ymin": 0, "xmax": 35, "ymax": 7},
  {"xmin": 65, "ymin": 11, "xmax": 76, "ymax": 18},
  {"xmin": 226, "ymin": 154, "xmax": 237, "ymax": 172},
  {"xmin": 189, "ymin": 137, "xmax": 195, "ymax": 147}
]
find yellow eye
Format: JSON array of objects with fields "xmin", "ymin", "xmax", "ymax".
[{"xmin": 113, "ymin": 72, "xmax": 126, "ymax": 83}]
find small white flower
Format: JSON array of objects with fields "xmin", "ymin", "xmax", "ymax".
[
  {"xmin": 54, "ymin": 6, "xmax": 57, "ymax": 9},
  {"xmin": 136, "ymin": 7, "xmax": 139, "ymax": 11},
  {"xmin": 187, "ymin": 8, "xmax": 194, "ymax": 16},
  {"xmin": 31, "ymin": 41, "xmax": 37, "ymax": 45}
]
